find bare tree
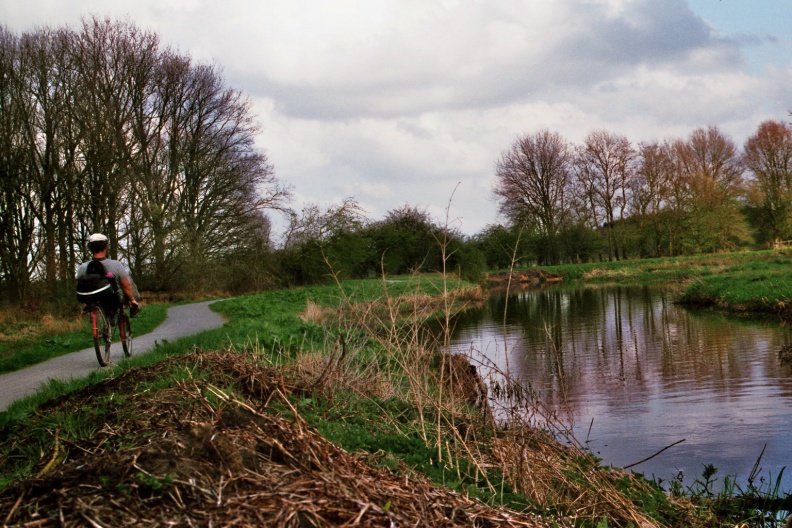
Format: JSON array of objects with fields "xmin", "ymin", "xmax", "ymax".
[
  {"xmin": 630, "ymin": 141, "xmax": 675, "ymax": 256},
  {"xmin": 0, "ymin": 18, "xmax": 292, "ymax": 299},
  {"xmin": 69, "ymin": 17, "xmax": 292, "ymax": 291},
  {"xmin": 674, "ymin": 126, "xmax": 749, "ymax": 251},
  {"xmin": 494, "ymin": 130, "xmax": 573, "ymax": 236},
  {"xmin": 0, "ymin": 27, "xmax": 39, "ymax": 301},
  {"xmin": 122, "ymin": 32, "xmax": 172, "ymax": 282},
  {"xmin": 70, "ymin": 18, "xmax": 158, "ymax": 259},
  {"xmin": 282, "ymin": 197, "xmax": 365, "ymax": 250},
  {"xmin": 680, "ymin": 125, "xmax": 743, "ymax": 204},
  {"xmin": 742, "ymin": 120, "xmax": 792, "ymax": 244},
  {"xmin": 574, "ymin": 130, "xmax": 635, "ymax": 260},
  {"xmin": 15, "ymin": 27, "xmax": 80, "ymax": 286},
  {"xmin": 173, "ymin": 63, "xmax": 289, "ymax": 267},
  {"xmin": 632, "ymin": 142, "xmax": 674, "ymax": 216}
]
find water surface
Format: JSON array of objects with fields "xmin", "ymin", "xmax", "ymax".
[{"xmin": 448, "ymin": 284, "xmax": 792, "ymax": 491}]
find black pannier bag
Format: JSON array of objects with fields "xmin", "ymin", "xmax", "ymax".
[{"xmin": 76, "ymin": 260, "xmax": 118, "ymax": 304}]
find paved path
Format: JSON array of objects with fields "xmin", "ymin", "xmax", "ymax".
[{"xmin": 0, "ymin": 301, "xmax": 226, "ymax": 411}]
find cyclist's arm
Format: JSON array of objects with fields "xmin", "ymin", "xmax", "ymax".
[{"xmin": 119, "ymin": 276, "xmax": 140, "ymax": 306}]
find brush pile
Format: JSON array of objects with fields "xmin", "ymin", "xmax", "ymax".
[{"xmin": 0, "ymin": 350, "xmax": 549, "ymax": 527}]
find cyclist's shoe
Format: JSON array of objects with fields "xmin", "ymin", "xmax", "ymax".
[{"xmin": 130, "ymin": 303, "xmax": 141, "ymax": 318}]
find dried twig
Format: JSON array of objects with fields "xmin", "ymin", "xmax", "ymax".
[{"xmin": 622, "ymin": 439, "xmax": 686, "ymax": 470}]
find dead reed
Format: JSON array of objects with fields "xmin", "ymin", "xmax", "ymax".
[
  {"xmin": 0, "ymin": 350, "xmax": 550, "ymax": 527},
  {"xmin": 0, "ymin": 310, "xmax": 82, "ymax": 345},
  {"xmin": 309, "ymin": 268, "xmax": 704, "ymax": 527}
]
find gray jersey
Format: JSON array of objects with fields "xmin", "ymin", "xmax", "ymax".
[{"xmin": 76, "ymin": 258, "xmax": 140, "ymax": 302}]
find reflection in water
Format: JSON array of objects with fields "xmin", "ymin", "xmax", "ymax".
[{"xmin": 448, "ymin": 285, "xmax": 792, "ymax": 490}]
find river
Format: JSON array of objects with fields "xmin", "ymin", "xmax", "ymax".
[{"xmin": 447, "ymin": 284, "xmax": 792, "ymax": 492}]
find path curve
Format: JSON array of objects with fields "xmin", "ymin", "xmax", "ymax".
[{"xmin": 0, "ymin": 301, "xmax": 226, "ymax": 412}]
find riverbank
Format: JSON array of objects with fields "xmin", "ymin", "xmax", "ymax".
[
  {"xmin": 0, "ymin": 275, "xmax": 779, "ymax": 526},
  {"xmin": 540, "ymin": 249, "xmax": 792, "ymax": 321}
]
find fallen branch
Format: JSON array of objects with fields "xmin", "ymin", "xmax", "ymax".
[{"xmin": 622, "ymin": 439, "xmax": 686, "ymax": 470}]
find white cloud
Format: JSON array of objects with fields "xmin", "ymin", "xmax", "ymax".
[{"xmin": 2, "ymin": 0, "xmax": 791, "ymax": 236}]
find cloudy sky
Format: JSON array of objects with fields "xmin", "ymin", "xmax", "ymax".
[{"xmin": 2, "ymin": 0, "xmax": 791, "ymax": 238}]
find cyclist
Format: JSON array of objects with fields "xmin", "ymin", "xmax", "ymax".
[{"xmin": 76, "ymin": 233, "xmax": 142, "ymax": 317}]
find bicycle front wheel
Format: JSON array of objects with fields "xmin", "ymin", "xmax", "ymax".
[
  {"xmin": 93, "ymin": 305, "xmax": 112, "ymax": 366},
  {"xmin": 119, "ymin": 312, "xmax": 132, "ymax": 358}
]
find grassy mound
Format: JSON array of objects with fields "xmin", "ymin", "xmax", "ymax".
[{"xmin": 0, "ymin": 350, "xmax": 548, "ymax": 527}]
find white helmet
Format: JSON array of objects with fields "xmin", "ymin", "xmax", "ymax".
[{"xmin": 86, "ymin": 233, "xmax": 109, "ymax": 252}]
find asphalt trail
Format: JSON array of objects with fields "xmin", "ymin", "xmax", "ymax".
[{"xmin": 0, "ymin": 301, "xmax": 226, "ymax": 411}]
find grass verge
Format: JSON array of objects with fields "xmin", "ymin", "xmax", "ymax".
[
  {"xmin": 0, "ymin": 303, "xmax": 169, "ymax": 374},
  {"xmin": 540, "ymin": 249, "xmax": 792, "ymax": 320}
]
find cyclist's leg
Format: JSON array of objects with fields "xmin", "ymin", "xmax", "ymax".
[
  {"xmin": 102, "ymin": 299, "xmax": 119, "ymax": 323},
  {"xmin": 118, "ymin": 307, "xmax": 132, "ymax": 357},
  {"xmin": 93, "ymin": 304, "xmax": 112, "ymax": 366}
]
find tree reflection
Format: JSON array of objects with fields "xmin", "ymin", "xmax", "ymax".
[{"xmin": 448, "ymin": 284, "xmax": 792, "ymax": 490}]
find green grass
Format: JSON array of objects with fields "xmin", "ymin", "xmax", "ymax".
[
  {"xmin": 0, "ymin": 304, "xmax": 169, "ymax": 374},
  {"xmin": 539, "ymin": 251, "xmax": 744, "ymax": 282},
  {"xmin": 678, "ymin": 256, "xmax": 792, "ymax": 315},
  {"xmin": 210, "ymin": 274, "xmax": 472, "ymax": 351},
  {"xmin": 296, "ymin": 395, "xmax": 530, "ymax": 509}
]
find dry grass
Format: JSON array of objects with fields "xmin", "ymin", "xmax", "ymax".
[
  {"xmin": 0, "ymin": 350, "xmax": 550, "ymax": 527},
  {"xmin": 335, "ymin": 285, "xmax": 484, "ymax": 329},
  {"xmin": 581, "ymin": 268, "xmax": 640, "ymax": 280},
  {"xmin": 283, "ymin": 345, "xmax": 398, "ymax": 401},
  {"xmin": 298, "ymin": 299, "xmax": 331, "ymax": 325},
  {"xmin": 490, "ymin": 426, "xmax": 685, "ymax": 527},
  {"xmin": 318, "ymin": 277, "xmax": 706, "ymax": 528},
  {"xmin": 0, "ymin": 309, "xmax": 82, "ymax": 345}
]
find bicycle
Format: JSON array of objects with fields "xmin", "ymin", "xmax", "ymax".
[{"xmin": 85, "ymin": 302, "xmax": 132, "ymax": 366}]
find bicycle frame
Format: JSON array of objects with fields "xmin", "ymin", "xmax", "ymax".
[
  {"xmin": 90, "ymin": 307, "xmax": 99, "ymax": 340},
  {"xmin": 86, "ymin": 302, "xmax": 132, "ymax": 366}
]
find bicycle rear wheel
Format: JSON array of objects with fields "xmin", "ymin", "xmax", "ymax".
[
  {"xmin": 118, "ymin": 312, "xmax": 132, "ymax": 358},
  {"xmin": 93, "ymin": 305, "xmax": 112, "ymax": 366}
]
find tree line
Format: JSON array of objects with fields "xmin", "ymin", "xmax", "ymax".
[
  {"xmin": 277, "ymin": 200, "xmax": 486, "ymax": 286},
  {"xmin": 3, "ymin": 17, "xmax": 791, "ymax": 310},
  {"xmin": 493, "ymin": 123, "xmax": 792, "ymax": 264},
  {"xmin": 0, "ymin": 18, "xmax": 290, "ymax": 304},
  {"xmin": 281, "ymin": 120, "xmax": 792, "ymax": 283}
]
